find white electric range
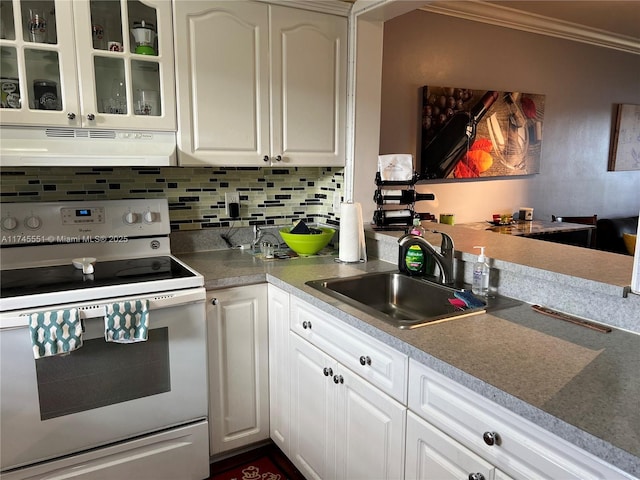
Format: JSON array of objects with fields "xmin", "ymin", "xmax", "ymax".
[{"xmin": 0, "ymin": 199, "xmax": 209, "ymax": 480}]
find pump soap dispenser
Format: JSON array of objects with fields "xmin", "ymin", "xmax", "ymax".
[{"xmin": 472, "ymin": 246, "xmax": 490, "ymax": 296}]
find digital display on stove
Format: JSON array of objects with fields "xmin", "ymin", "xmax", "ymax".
[{"xmin": 61, "ymin": 207, "xmax": 104, "ymax": 224}]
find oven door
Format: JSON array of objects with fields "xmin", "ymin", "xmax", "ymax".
[{"xmin": 0, "ymin": 287, "xmax": 207, "ymax": 472}]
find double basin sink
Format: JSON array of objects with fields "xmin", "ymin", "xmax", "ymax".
[{"xmin": 306, "ymin": 271, "xmax": 519, "ymax": 329}]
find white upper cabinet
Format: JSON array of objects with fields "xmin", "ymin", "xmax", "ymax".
[
  {"xmin": 0, "ymin": 0, "xmax": 176, "ymax": 130},
  {"xmin": 173, "ymin": 1, "xmax": 347, "ymax": 167}
]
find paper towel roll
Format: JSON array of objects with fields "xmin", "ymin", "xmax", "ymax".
[{"xmin": 339, "ymin": 202, "xmax": 365, "ymax": 262}]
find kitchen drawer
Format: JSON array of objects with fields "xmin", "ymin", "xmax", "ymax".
[
  {"xmin": 408, "ymin": 359, "xmax": 632, "ymax": 480},
  {"xmin": 291, "ymin": 296, "xmax": 407, "ymax": 403}
]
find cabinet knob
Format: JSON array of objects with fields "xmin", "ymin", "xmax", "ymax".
[
  {"xmin": 302, "ymin": 320, "xmax": 312, "ymax": 330},
  {"xmin": 274, "ymin": 155, "xmax": 282, "ymax": 162},
  {"xmin": 359, "ymin": 355, "xmax": 372, "ymax": 366},
  {"xmin": 333, "ymin": 375, "xmax": 344, "ymax": 384},
  {"xmin": 482, "ymin": 431, "xmax": 500, "ymax": 446},
  {"xmin": 211, "ymin": 298, "xmax": 218, "ymax": 305},
  {"xmin": 263, "ymin": 155, "xmax": 270, "ymax": 163},
  {"xmin": 87, "ymin": 113, "xmax": 95, "ymax": 121},
  {"xmin": 67, "ymin": 112, "xmax": 76, "ymax": 120},
  {"xmin": 323, "ymin": 367, "xmax": 333, "ymax": 377},
  {"xmin": 468, "ymin": 474, "xmax": 485, "ymax": 480}
]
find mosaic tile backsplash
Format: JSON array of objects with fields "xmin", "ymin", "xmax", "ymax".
[{"xmin": 0, "ymin": 166, "xmax": 344, "ymax": 231}]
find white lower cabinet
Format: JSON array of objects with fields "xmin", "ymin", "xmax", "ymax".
[
  {"xmin": 290, "ymin": 295, "xmax": 408, "ymax": 403},
  {"xmin": 207, "ymin": 284, "xmax": 269, "ymax": 455},
  {"xmin": 408, "ymin": 359, "xmax": 632, "ymax": 480},
  {"xmin": 289, "ymin": 332, "xmax": 336, "ymax": 480},
  {"xmin": 267, "ymin": 289, "xmax": 632, "ymax": 480},
  {"xmin": 289, "ymin": 332, "xmax": 406, "ymax": 480}
]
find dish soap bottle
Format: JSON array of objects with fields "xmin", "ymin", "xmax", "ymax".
[
  {"xmin": 472, "ymin": 246, "xmax": 490, "ymax": 296},
  {"xmin": 404, "ymin": 217, "xmax": 425, "ymax": 275}
]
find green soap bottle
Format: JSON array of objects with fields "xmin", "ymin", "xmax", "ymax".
[{"xmin": 405, "ymin": 217, "xmax": 425, "ymax": 274}]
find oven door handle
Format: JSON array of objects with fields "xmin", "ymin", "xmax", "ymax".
[{"xmin": 0, "ymin": 287, "xmax": 205, "ymax": 330}]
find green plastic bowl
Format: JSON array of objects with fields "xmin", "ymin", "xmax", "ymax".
[{"xmin": 280, "ymin": 227, "xmax": 336, "ymax": 256}]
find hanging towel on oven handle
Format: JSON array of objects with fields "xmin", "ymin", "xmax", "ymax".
[
  {"xmin": 104, "ymin": 299, "xmax": 149, "ymax": 343},
  {"xmin": 28, "ymin": 308, "xmax": 83, "ymax": 359}
]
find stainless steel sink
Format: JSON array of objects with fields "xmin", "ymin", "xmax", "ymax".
[{"xmin": 306, "ymin": 272, "xmax": 489, "ymax": 329}]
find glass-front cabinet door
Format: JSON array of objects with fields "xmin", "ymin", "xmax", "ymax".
[
  {"xmin": 0, "ymin": 0, "xmax": 80, "ymax": 126},
  {"xmin": 0, "ymin": 0, "xmax": 175, "ymax": 130}
]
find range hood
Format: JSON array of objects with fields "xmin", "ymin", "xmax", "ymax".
[{"xmin": 0, "ymin": 126, "xmax": 177, "ymax": 166}]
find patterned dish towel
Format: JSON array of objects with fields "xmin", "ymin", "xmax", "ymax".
[
  {"xmin": 104, "ymin": 300, "xmax": 149, "ymax": 343},
  {"xmin": 28, "ymin": 308, "xmax": 83, "ymax": 359}
]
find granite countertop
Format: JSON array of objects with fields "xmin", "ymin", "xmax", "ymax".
[{"xmin": 177, "ymin": 248, "xmax": 640, "ymax": 478}]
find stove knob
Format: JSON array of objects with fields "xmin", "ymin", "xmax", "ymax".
[
  {"xmin": 2, "ymin": 216, "xmax": 18, "ymax": 231},
  {"xmin": 25, "ymin": 215, "xmax": 42, "ymax": 230},
  {"xmin": 143, "ymin": 211, "xmax": 156, "ymax": 223},
  {"xmin": 123, "ymin": 212, "xmax": 139, "ymax": 224}
]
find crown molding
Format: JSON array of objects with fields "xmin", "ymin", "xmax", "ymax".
[{"xmin": 419, "ymin": 1, "xmax": 640, "ymax": 55}]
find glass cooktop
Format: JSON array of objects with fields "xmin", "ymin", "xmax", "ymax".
[{"xmin": 0, "ymin": 256, "xmax": 196, "ymax": 299}]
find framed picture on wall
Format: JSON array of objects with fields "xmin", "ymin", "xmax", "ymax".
[
  {"xmin": 419, "ymin": 86, "xmax": 546, "ymax": 180},
  {"xmin": 609, "ymin": 103, "xmax": 640, "ymax": 172}
]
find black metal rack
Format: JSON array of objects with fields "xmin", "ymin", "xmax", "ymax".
[{"xmin": 372, "ymin": 172, "xmax": 436, "ymax": 229}]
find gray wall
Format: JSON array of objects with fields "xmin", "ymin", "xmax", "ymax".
[{"xmin": 378, "ymin": 9, "xmax": 640, "ymax": 223}]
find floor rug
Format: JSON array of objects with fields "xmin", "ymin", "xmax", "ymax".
[{"xmin": 210, "ymin": 454, "xmax": 287, "ymax": 480}]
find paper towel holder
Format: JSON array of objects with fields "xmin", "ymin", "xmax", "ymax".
[{"xmin": 337, "ymin": 201, "xmax": 367, "ymax": 263}]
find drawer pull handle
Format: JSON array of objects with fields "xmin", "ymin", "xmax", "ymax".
[
  {"xmin": 323, "ymin": 367, "xmax": 333, "ymax": 377},
  {"xmin": 359, "ymin": 355, "xmax": 372, "ymax": 366},
  {"xmin": 468, "ymin": 474, "xmax": 485, "ymax": 480},
  {"xmin": 263, "ymin": 155, "xmax": 270, "ymax": 162},
  {"xmin": 87, "ymin": 113, "xmax": 95, "ymax": 121},
  {"xmin": 67, "ymin": 112, "xmax": 76, "ymax": 120},
  {"xmin": 211, "ymin": 298, "xmax": 218, "ymax": 305},
  {"xmin": 302, "ymin": 321, "xmax": 312, "ymax": 330},
  {"xmin": 333, "ymin": 374, "xmax": 344, "ymax": 384},
  {"xmin": 482, "ymin": 431, "xmax": 500, "ymax": 446}
]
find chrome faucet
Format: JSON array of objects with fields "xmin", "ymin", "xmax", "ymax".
[
  {"xmin": 252, "ymin": 225, "xmax": 282, "ymax": 253},
  {"xmin": 398, "ymin": 230, "xmax": 455, "ymax": 285}
]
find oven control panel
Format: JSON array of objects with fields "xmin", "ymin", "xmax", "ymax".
[
  {"xmin": 61, "ymin": 207, "xmax": 105, "ymax": 225},
  {"xmin": 0, "ymin": 199, "xmax": 170, "ymax": 245}
]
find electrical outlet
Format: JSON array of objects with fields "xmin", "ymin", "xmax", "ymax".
[
  {"xmin": 225, "ymin": 192, "xmax": 240, "ymax": 217},
  {"xmin": 333, "ymin": 192, "xmax": 341, "ymax": 213}
]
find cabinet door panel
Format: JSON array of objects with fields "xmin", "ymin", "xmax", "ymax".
[
  {"xmin": 0, "ymin": 0, "xmax": 80, "ymax": 127},
  {"xmin": 74, "ymin": 0, "xmax": 176, "ymax": 130},
  {"xmin": 268, "ymin": 284, "xmax": 290, "ymax": 454},
  {"xmin": 270, "ymin": 6, "xmax": 346, "ymax": 166},
  {"xmin": 207, "ymin": 285, "xmax": 269, "ymax": 455},
  {"xmin": 289, "ymin": 333, "xmax": 336, "ymax": 480},
  {"xmin": 173, "ymin": 1, "xmax": 269, "ymax": 165},
  {"xmin": 335, "ymin": 367, "xmax": 406, "ymax": 480},
  {"xmin": 406, "ymin": 412, "xmax": 494, "ymax": 480}
]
